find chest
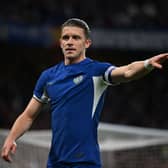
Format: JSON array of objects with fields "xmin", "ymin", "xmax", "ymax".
[{"xmin": 46, "ymin": 69, "xmax": 91, "ymax": 101}]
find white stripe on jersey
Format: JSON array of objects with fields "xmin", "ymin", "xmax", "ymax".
[
  {"xmin": 104, "ymin": 66, "xmax": 116, "ymax": 85},
  {"xmin": 92, "ymin": 76, "xmax": 108, "ymax": 118}
]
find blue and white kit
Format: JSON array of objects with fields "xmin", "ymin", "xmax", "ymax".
[{"xmin": 33, "ymin": 58, "xmax": 116, "ymax": 168}]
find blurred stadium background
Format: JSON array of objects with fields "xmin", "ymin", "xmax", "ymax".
[{"xmin": 0, "ymin": 0, "xmax": 168, "ymax": 167}]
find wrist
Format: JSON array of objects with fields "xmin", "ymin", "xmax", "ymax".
[{"xmin": 144, "ymin": 59, "xmax": 154, "ymax": 71}]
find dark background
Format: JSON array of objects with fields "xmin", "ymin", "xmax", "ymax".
[{"xmin": 0, "ymin": 0, "xmax": 168, "ymax": 130}]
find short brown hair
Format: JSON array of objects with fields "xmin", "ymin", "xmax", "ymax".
[{"xmin": 61, "ymin": 18, "xmax": 91, "ymax": 39}]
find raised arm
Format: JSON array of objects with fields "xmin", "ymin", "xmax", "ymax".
[
  {"xmin": 111, "ymin": 53, "xmax": 168, "ymax": 84},
  {"xmin": 1, "ymin": 97, "xmax": 43, "ymax": 162}
]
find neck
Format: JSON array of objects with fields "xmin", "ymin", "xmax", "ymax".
[{"xmin": 64, "ymin": 55, "xmax": 86, "ymax": 65}]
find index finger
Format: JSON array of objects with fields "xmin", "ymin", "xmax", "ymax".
[
  {"xmin": 158, "ymin": 53, "xmax": 168, "ymax": 58},
  {"xmin": 154, "ymin": 53, "xmax": 168, "ymax": 63}
]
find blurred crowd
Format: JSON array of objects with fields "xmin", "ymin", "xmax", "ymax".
[
  {"xmin": 0, "ymin": 0, "xmax": 168, "ymax": 28},
  {"xmin": 0, "ymin": 47, "xmax": 168, "ymax": 129},
  {"xmin": 102, "ymin": 68, "xmax": 168, "ymax": 129},
  {"xmin": 0, "ymin": 0, "xmax": 168, "ymax": 130}
]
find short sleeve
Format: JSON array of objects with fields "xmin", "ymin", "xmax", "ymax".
[
  {"xmin": 33, "ymin": 71, "xmax": 50, "ymax": 104},
  {"xmin": 103, "ymin": 65, "xmax": 117, "ymax": 85}
]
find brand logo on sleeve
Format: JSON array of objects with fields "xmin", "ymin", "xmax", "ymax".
[{"xmin": 73, "ymin": 75, "xmax": 84, "ymax": 84}]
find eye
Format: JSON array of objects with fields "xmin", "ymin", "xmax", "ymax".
[
  {"xmin": 72, "ymin": 35, "xmax": 81, "ymax": 40},
  {"xmin": 62, "ymin": 35, "xmax": 69, "ymax": 40}
]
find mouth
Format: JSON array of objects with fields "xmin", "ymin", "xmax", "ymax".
[
  {"xmin": 65, "ymin": 48, "xmax": 76, "ymax": 55},
  {"xmin": 65, "ymin": 48, "xmax": 76, "ymax": 52}
]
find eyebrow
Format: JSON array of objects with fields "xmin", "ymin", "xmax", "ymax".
[{"xmin": 62, "ymin": 34, "xmax": 82, "ymax": 39}]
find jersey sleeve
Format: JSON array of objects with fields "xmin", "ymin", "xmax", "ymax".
[
  {"xmin": 33, "ymin": 70, "xmax": 50, "ymax": 104},
  {"xmin": 103, "ymin": 65, "xmax": 117, "ymax": 85}
]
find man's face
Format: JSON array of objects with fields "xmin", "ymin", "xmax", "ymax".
[{"xmin": 60, "ymin": 26, "xmax": 91, "ymax": 61}]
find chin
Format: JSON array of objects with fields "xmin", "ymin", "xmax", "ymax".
[{"xmin": 65, "ymin": 54, "xmax": 78, "ymax": 59}]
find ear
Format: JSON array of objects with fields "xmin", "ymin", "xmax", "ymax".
[
  {"xmin": 85, "ymin": 39, "xmax": 92, "ymax": 49},
  {"xmin": 59, "ymin": 38, "xmax": 63, "ymax": 48}
]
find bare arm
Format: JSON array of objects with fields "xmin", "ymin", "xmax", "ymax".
[
  {"xmin": 1, "ymin": 97, "xmax": 43, "ymax": 162},
  {"xmin": 111, "ymin": 53, "xmax": 168, "ymax": 83}
]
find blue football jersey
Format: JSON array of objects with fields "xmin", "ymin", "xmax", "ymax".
[{"xmin": 33, "ymin": 58, "xmax": 116, "ymax": 168}]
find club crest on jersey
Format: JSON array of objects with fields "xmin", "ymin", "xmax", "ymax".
[{"xmin": 73, "ymin": 75, "xmax": 83, "ymax": 85}]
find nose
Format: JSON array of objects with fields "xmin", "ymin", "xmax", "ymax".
[{"xmin": 66, "ymin": 37, "xmax": 74, "ymax": 45}]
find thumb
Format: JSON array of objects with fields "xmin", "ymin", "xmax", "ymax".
[
  {"xmin": 11, "ymin": 142, "xmax": 17, "ymax": 154},
  {"xmin": 152, "ymin": 62, "xmax": 163, "ymax": 69}
]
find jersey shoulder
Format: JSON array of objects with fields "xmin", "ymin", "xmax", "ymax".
[
  {"xmin": 40, "ymin": 62, "xmax": 63, "ymax": 79},
  {"xmin": 87, "ymin": 58, "xmax": 115, "ymax": 75}
]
